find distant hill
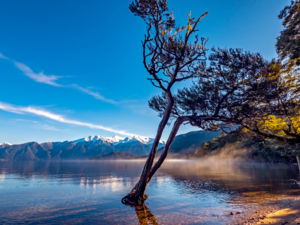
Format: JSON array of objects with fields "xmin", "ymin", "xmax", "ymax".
[
  {"xmin": 190, "ymin": 129, "xmax": 300, "ymax": 163},
  {"xmin": 170, "ymin": 130, "xmax": 221, "ymax": 154},
  {"xmin": 0, "ymin": 131, "xmax": 220, "ymax": 161}
]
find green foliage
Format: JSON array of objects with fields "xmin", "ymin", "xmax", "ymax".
[{"xmin": 276, "ymin": 0, "xmax": 300, "ymax": 63}]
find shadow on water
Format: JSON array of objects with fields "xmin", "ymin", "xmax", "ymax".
[{"xmin": 0, "ymin": 159, "xmax": 299, "ymax": 224}]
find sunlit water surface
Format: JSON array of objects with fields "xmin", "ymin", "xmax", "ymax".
[{"xmin": 0, "ymin": 160, "xmax": 299, "ymax": 225}]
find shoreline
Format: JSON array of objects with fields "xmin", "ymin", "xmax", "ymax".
[{"xmin": 232, "ymin": 191, "xmax": 300, "ymax": 224}]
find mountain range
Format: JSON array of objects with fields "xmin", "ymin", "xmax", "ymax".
[{"xmin": 0, "ymin": 130, "xmax": 220, "ymax": 160}]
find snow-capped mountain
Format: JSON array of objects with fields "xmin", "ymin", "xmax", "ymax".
[
  {"xmin": 0, "ymin": 130, "xmax": 220, "ymax": 161},
  {"xmin": 0, "ymin": 142, "xmax": 11, "ymax": 147},
  {"xmin": 72, "ymin": 135, "xmax": 165, "ymax": 145},
  {"xmin": 0, "ymin": 135, "xmax": 166, "ymax": 160},
  {"xmin": 72, "ymin": 135, "xmax": 125, "ymax": 144}
]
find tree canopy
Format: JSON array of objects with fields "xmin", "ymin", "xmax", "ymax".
[
  {"xmin": 276, "ymin": 0, "xmax": 300, "ymax": 64},
  {"xmin": 149, "ymin": 48, "xmax": 296, "ymax": 135}
]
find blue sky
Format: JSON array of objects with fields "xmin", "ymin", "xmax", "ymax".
[{"xmin": 0, "ymin": 0, "xmax": 289, "ymax": 144}]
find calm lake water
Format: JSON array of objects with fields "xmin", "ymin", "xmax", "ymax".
[{"xmin": 0, "ymin": 159, "xmax": 299, "ymax": 225}]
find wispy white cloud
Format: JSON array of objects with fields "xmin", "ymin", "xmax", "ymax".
[
  {"xmin": 71, "ymin": 84, "xmax": 118, "ymax": 104},
  {"xmin": 0, "ymin": 101, "xmax": 138, "ymax": 137},
  {"xmin": 0, "ymin": 53, "xmax": 61, "ymax": 86},
  {"xmin": 0, "ymin": 52, "xmax": 117, "ymax": 104},
  {"xmin": 14, "ymin": 62, "xmax": 61, "ymax": 87}
]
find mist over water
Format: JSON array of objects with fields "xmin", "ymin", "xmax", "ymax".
[{"xmin": 0, "ymin": 159, "xmax": 299, "ymax": 225}]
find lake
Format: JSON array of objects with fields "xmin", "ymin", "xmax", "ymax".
[{"xmin": 0, "ymin": 159, "xmax": 299, "ymax": 225}]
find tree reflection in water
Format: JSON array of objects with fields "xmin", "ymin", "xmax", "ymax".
[{"xmin": 133, "ymin": 204, "xmax": 159, "ymax": 225}]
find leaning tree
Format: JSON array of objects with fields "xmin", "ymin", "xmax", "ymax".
[{"xmin": 122, "ymin": 0, "xmax": 208, "ymax": 206}]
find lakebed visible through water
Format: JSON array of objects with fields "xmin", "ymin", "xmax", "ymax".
[{"xmin": 0, "ymin": 159, "xmax": 299, "ymax": 225}]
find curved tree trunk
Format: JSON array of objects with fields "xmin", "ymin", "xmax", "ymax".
[
  {"xmin": 147, "ymin": 115, "xmax": 212, "ymax": 184},
  {"xmin": 121, "ymin": 95, "xmax": 174, "ymax": 206},
  {"xmin": 147, "ymin": 117, "xmax": 185, "ymax": 182}
]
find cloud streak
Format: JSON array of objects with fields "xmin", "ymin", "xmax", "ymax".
[
  {"xmin": 71, "ymin": 84, "xmax": 118, "ymax": 104},
  {"xmin": 14, "ymin": 62, "xmax": 61, "ymax": 86},
  {"xmin": 0, "ymin": 53, "xmax": 117, "ymax": 103},
  {"xmin": 0, "ymin": 102, "xmax": 138, "ymax": 137}
]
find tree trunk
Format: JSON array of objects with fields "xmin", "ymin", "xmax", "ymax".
[
  {"xmin": 147, "ymin": 117, "xmax": 185, "ymax": 182},
  {"xmin": 296, "ymin": 155, "xmax": 300, "ymax": 173},
  {"xmin": 121, "ymin": 97, "xmax": 174, "ymax": 206}
]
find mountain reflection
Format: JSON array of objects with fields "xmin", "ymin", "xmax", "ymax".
[{"xmin": 79, "ymin": 176, "xmax": 134, "ymax": 192}]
